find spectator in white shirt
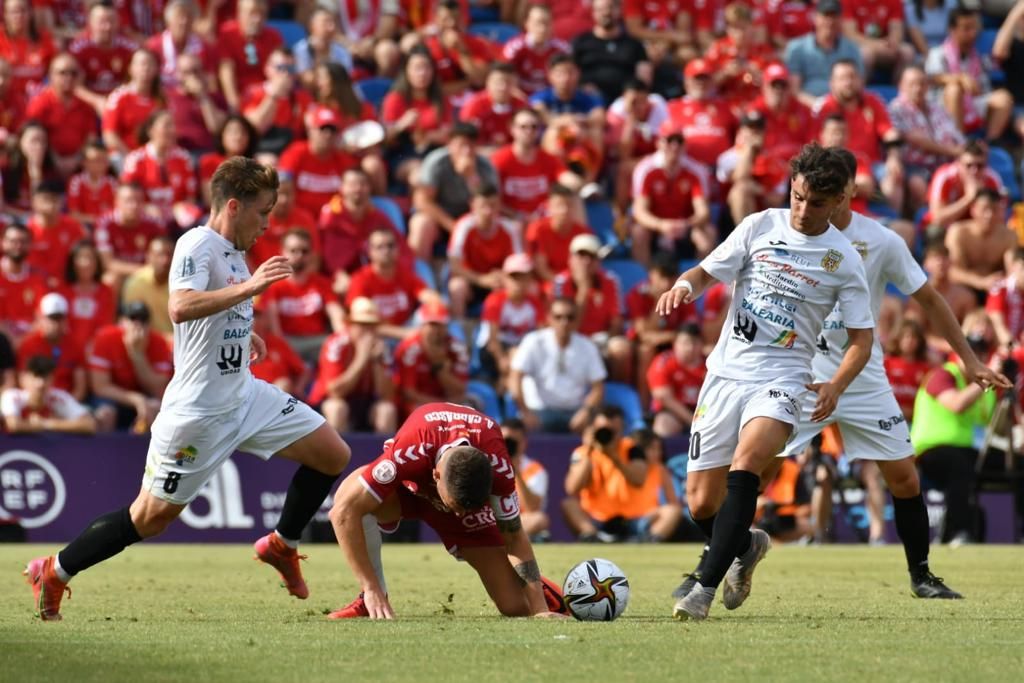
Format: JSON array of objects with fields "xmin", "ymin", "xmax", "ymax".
[{"xmin": 1, "ymin": 355, "xmax": 96, "ymax": 434}]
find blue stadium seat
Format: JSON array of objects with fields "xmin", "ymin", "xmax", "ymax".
[
  {"xmin": 469, "ymin": 5, "xmax": 501, "ymax": 23},
  {"xmin": 988, "ymin": 146, "xmax": 1022, "ymax": 201},
  {"xmin": 268, "ymin": 20, "xmax": 306, "ymax": 48},
  {"xmin": 603, "ymin": 259, "xmax": 648, "ymax": 308},
  {"xmin": 467, "ymin": 22, "xmax": 520, "ymax": 45},
  {"xmin": 356, "ymin": 77, "xmax": 393, "ymax": 112},
  {"xmin": 468, "ymin": 380, "xmax": 503, "ymax": 421},
  {"xmin": 976, "ymin": 28, "xmax": 1006, "ymax": 83},
  {"xmin": 503, "ymin": 392, "xmax": 519, "ymax": 419},
  {"xmin": 414, "ymin": 258, "xmax": 438, "ymax": 290},
  {"xmin": 867, "ymin": 201, "xmax": 899, "ymax": 220},
  {"xmin": 867, "ymin": 85, "xmax": 898, "ymax": 104},
  {"xmin": 603, "ymin": 382, "xmax": 646, "ymax": 432},
  {"xmin": 584, "ymin": 199, "xmax": 620, "ymax": 251},
  {"xmin": 370, "ymin": 196, "xmax": 407, "ymax": 235}
]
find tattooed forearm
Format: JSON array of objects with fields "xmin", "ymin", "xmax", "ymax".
[
  {"xmin": 514, "ymin": 558, "xmax": 541, "ymax": 584},
  {"xmin": 497, "ymin": 515, "xmax": 523, "ymax": 534}
]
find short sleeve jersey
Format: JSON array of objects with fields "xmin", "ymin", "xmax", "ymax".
[
  {"xmin": 162, "ymin": 226, "xmax": 255, "ymax": 416},
  {"xmin": 813, "ymin": 213, "xmax": 926, "ymax": 393},
  {"xmin": 700, "ymin": 209, "xmax": 873, "ymax": 385},
  {"xmin": 359, "ymin": 402, "xmax": 520, "ymax": 520}
]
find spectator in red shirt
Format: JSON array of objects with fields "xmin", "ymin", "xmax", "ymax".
[
  {"xmin": 249, "ymin": 306, "xmax": 310, "ymax": 397},
  {"xmin": 926, "ymin": 140, "xmax": 1005, "ymax": 232},
  {"xmin": 323, "ymin": 0, "xmax": 401, "ymax": 78},
  {"xmin": 630, "ymin": 122, "xmax": 713, "ymax": 266},
  {"xmin": 102, "ymin": 47, "xmax": 163, "ymax": 160},
  {"xmin": 749, "ymin": 62, "xmax": 814, "ymax": 161},
  {"xmin": 217, "ymin": 0, "xmax": 283, "ymax": 112},
  {"xmin": 312, "ymin": 296, "xmax": 397, "ymax": 434},
  {"xmin": 501, "ymin": 4, "xmax": 570, "ymax": 96},
  {"xmin": 447, "ymin": 184, "xmax": 523, "ymax": 319},
  {"xmin": 392, "ymin": 299, "xmax": 469, "ymax": 416},
  {"xmin": 163, "ymin": 50, "xmax": 228, "ymax": 155},
  {"xmin": 68, "ymin": 1, "xmax": 138, "ymax": 113},
  {"xmin": 623, "ymin": 0, "xmax": 695, "ymax": 62},
  {"xmin": 145, "ymin": 0, "xmax": 218, "ymax": 89},
  {"xmin": 25, "ymin": 53, "xmax": 98, "ymax": 174},
  {"xmin": 26, "ymin": 179, "xmax": 88, "ymax": 287},
  {"xmin": 649, "ymin": 324, "xmax": 706, "ymax": 437},
  {"xmin": 17, "ymin": 292, "xmax": 88, "ymax": 402},
  {"xmin": 0, "ymin": 0, "xmax": 57, "ymax": 95},
  {"xmin": 95, "ymin": 182, "xmax": 165, "ymax": 288},
  {"xmin": 421, "ymin": 0, "xmax": 492, "ymax": 101},
  {"xmin": 665, "ymin": 58, "xmax": 736, "ymax": 168},
  {"xmin": 478, "ymin": 252, "xmax": 546, "ymax": 389},
  {"xmin": 459, "ymin": 63, "xmax": 528, "ymax": 151},
  {"xmin": 987, "ymin": 247, "xmax": 1024, "ymax": 350},
  {"xmin": 841, "ymin": 0, "xmax": 913, "ymax": 78},
  {"xmin": 524, "ymin": 183, "xmax": 591, "ymax": 282},
  {"xmin": 716, "ymin": 111, "xmax": 790, "ymax": 226},
  {"xmin": 198, "ymin": 114, "xmax": 258, "ymax": 207},
  {"xmin": 59, "ymin": 239, "xmax": 116, "ymax": 353},
  {"xmin": 0, "ymin": 223, "xmax": 49, "ymax": 344},
  {"xmin": 1, "ymin": 122, "xmax": 59, "ymax": 218},
  {"xmin": 765, "ymin": 0, "xmax": 815, "ymax": 48},
  {"xmin": 0, "ymin": 56, "xmax": 27, "ymax": 145},
  {"xmin": 260, "ymin": 228, "xmax": 346, "ymax": 364},
  {"xmin": 121, "ymin": 110, "xmax": 201, "ymax": 230},
  {"xmin": 242, "ymin": 46, "xmax": 314, "ymax": 157},
  {"xmin": 67, "ymin": 142, "xmax": 117, "ymax": 228},
  {"xmin": 883, "ymin": 318, "xmax": 932, "ymax": 422},
  {"xmin": 492, "ymin": 107, "xmax": 582, "ymax": 221},
  {"xmin": 704, "ymin": 2, "xmax": 779, "ymax": 111},
  {"xmin": 88, "ymin": 300, "xmax": 172, "ymax": 432},
  {"xmin": 278, "ymin": 106, "xmax": 358, "ymax": 218},
  {"xmin": 1, "ymin": 354, "xmax": 97, "ymax": 435},
  {"xmin": 240, "ymin": 176, "xmax": 319, "ymax": 274},
  {"xmin": 346, "ymin": 228, "xmax": 438, "ymax": 340},
  {"xmin": 606, "ymin": 78, "xmax": 666, "ymax": 213}
]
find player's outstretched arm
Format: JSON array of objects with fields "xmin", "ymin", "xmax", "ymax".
[
  {"xmin": 168, "ymin": 256, "xmax": 292, "ymax": 323},
  {"xmin": 806, "ymin": 326, "xmax": 873, "ymax": 422},
  {"xmin": 911, "ymin": 282, "xmax": 1012, "ymax": 389},
  {"xmin": 655, "ymin": 265, "xmax": 716, "ymax": 316}
]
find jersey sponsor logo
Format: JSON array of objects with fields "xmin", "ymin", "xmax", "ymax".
[
  {"xmin": 174, "ymin": 445, "xmax": 198, "ymax": 466},
  {"xmin": 770, "ymin": 330, "xmax": 798, "ymax": 348},
  {"xmin": 821, "ymin": 249, "xmax": 844, "ymax": 273},
  {"xmin": 0, "ymin": 450, "xmax": 67, "ymax": 529},
  {"xmin": 754, "ymin": 254, "xmax": 821, "ymax": 287},
  {"xmin": 758, "ymin": 292, "xmax": 797, "ymax": 313},
  {"xmin": 495, "ymin": 492, "xmax": 520, "ymax": 519},
  {"xmin": 224, "ymin": 325, "xmax": 251, "ymax": 340},
  {"xmin": 216, "ymin": 343, "xmax": 245, "ymax": 374},
  {"xmin": 180, "ymin": 255, "xmax": 196, "ymax": 277},
  {"xmin": 770, "ymin": 247, "xmax": 813, "ymax": 267},
  {"xmin": 732, "ymin": 311, "xmax": 758, "ymax": 343},
  {"xmin": 823, "ymin": 318, "xmax": 845, "ymax": 330},
  {"xmin": 740, "ymin": 298, "xmax": 795, "ymax": 329},
  {"xmin": 878, "ymin": 414, "xmax": 906, "ymax": 432},
  {"xmin": 461, "ymin": 507, "xmax": 496, "ymax": 530},
  {"xmin": 372, "ymin": 460, "xmax": 397, "ymax": 484}
]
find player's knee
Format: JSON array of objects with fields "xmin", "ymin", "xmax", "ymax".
[
  {"xmin": 884, "ymin": 461, "xmax": 921, "ymax": 498},
  {"xmin": 130, "ymin": 503, "xmax": 180, "ymax": 539}
]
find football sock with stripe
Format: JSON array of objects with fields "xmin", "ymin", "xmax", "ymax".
[
  {"xmin": 57, "ymin": 506, "xmax": 143, "ymax": 579},
  {"xmin": 275, "ymin": 465, "xmax": 341, "ymax": 542}
]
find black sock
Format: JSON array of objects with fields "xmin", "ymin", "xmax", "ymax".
[
  {"xmin": 693, "ymin": 514, "xmax": 716, "ymax": 540},
  {"xmin": 57, "ymin": 507, "xmax": 142, "ymax": 577},
  {"xmin": 700, "ymin": 470, "xmax": 760, "ymax": 589},
  {"xmin": 275, "ymin": 465, "xmax": 341, "ymax": 541},
  {"xmin": 893, "ymin": 493, "xmax": 931, "ymax": 575}
]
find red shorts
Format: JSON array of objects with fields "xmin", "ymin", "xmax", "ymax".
[{"xmin": 388, "ymin": 486, "xmax": 504, "ymax": 556}]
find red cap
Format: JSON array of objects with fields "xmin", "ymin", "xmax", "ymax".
[
  {"xmin": 764, "ymin": 63, "xmax": 789, "ymax": 83},
  {"xmin": 313, "ymin": 106, "xmax": 340, "ymax": 129},
  {"xmin": 419, "ymin": 300, "xmax": 451, "ymax": 324},
  {"xmin": 684, "ymin": 59, "xmax": 713, "ymax": 79}
]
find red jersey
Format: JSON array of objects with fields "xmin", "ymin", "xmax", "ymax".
[
  {"xmin": 986, "ymin": 278, "xmax": 1024, "ymax": 343},
  {"xmin": 87, "ymin": 323, "xmax": 172, "ymax": 392},
  {"xmin": 312, "ymin": 99, "xmax": 377, "ymax": 131},
  {"xmin": 16, "ymin": 331, "xmax": 85, "ymax": 393},
  {"xmin": 749, "ymin": 93, "xmax": 814, "ymax": 159},
  {"xmin": 624, "ymin": 0, "xmax": 687, "ymax": 29},
  {"xmin": 448, "ymin": 215, "xmax": 522, "ymax": 276},
  {"xmin": 491, "ymin": 146, "xmax": 566, "ymax": 217},
  {"xmin": 398, "ymin": 0, "xmax": 469, "ymax": 29},
  {"xmin": 0, "ymin": 269, "xmax": 48, "ymax": 338},
  {"xmin": 458, "ymin": 91, "xmax": 528, "ymax": 147},
  {"xmin": 883, "ymin": 355, "xmax": 930, "ymax": 418},
  {"xmin": 393, "ymin": 333, "xmax": 469, "ymax": 411},
  {"xmin": 308, "ymin": 326, "xmax": 377, "ymax": 404},
  {"xmin": 144, "ymin": 31, "xmax": 219, "ymax": 86},
  {"xmin": 117, "ymin": 0, "xmax": 167, "ymax": 37},
  {"xmin": 260, "ymin": 275, "xmax": 337, "ymax": 337},
  {"xmin": 380, "ymin": 92, "xmax": 453, "ymax": 134},
  {"xmin": 524, "ymin": 218, "xmax": 591, "ymax": 277},
  {"xmin": 68, "ymin": 33, "xmax": 137, "ymax": 95},
  {"xmin": 102, "ymin": 85, "xmax": 160, "ymax": 149},
  {"xmin": 59, "ymin": 283, "xmax": 117, "ymax": 352},
  {"xmin": 816, "ymin": 93, "xmax": 893, "ymax": 164},
  {"xmin": 480, "ymin": 289, "xmax": 545, "ymax": 346},
  {"xmin": 927, "ymin": 162, "xmax": 1004, "ymax": 223},
  {"xmin": 0, "ymin": 28, "xmax": 57, "ymax": 93},
  {"xmin": 546, "ymin": 270, "xmax": 622, "ymax": 337},
  {"xmin": 606, "ymin": 105, "xmax": 660, "ymax": 160},
  {"xmin": 251, "ymin": 330, "xmax": 306, "ymax": 386},
  {"xmin": 359, "ymin": 402, "xmax": 517, "ymax": 520},
  {"xmin": 703, "ymin": 35, "xmax": 778, "ymax": 107},
  {"xmin": 277, "ymin": 141, "xmax": 358, "ymax": 217},
  {"xmin": 67, "ymin": 173, "xmax": 118, "ymax": 223},
  {"xmin": 0, "ymin": 86, "xmax": 27, "ymax": 138},
  {"xmin": 120, "ymin": 144, "xmax": 198, "ymax": 218},
  {"xmin": 684, "ymin": 0, "xmax": 723, "ymax": 33},
  {"xmin": 345, "ymin": 265, "xmax": 426, "ymax": 326},
  {"xmin": 27, "ymin": 216, "xmax": 88, "ymax": 285},
  {"xmin": 647, "ymin": 349, "xmax": 706, "ymax": 412},
  {"xmin": 765, "ymin": 0, "xmax": 814, "ymax": 42},
  {"xmin": 843, "ymin": 0, "xmax": 903, "ymax": 37},
  {"xmin": 500, "ymin": 34, "xmax": 570, "ymax": 96},
  {"xmin": 198, "ymin": 152, "xmax": 224, "ymax": 189},
  {"xmin": 241, "ymin": 82, "xmax": 314, "ymax": 142},
  {"xmin": 217, "ymin": 21, "xmax": 283, "ymax": 97},
  {"xmin": 94, "ymin": 211, "xmax": 165, "ymax": 265},
  {"xmin": 424, "ymin": 33, "xmax": 495, "ymax": 88},
  {"xmin": 248, "ymin": 204, "xmax": 320, "ymax": 270},
  {"xmin": 318, "ymin": 197, "xmax": 408, "ymax": 275},
  {"xmin": 24, "ymin": 88, "xmax": 97, "ymax": 157},
  {"xmin": 626, "ymin": 280, "xmax": 697, "ymax": 337},
  {"xmin": 632, "ymin": 152, "xmax": 706, "ymax": 220},
  {"xmin": 665, "ymin": 96, "xmax": 736, "ymax": 166}
]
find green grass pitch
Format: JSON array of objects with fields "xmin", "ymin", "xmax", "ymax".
[{"xmin": 2, "ymin": 543, "xmax": 1023, "ymax": 682}]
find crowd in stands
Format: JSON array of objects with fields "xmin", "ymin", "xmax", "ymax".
[{"xmin": 1, "ymin": 0, "xmax": 1023, "ymax": 544}]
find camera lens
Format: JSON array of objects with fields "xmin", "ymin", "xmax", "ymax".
[
  {"xmin": 594, "ymin": 426, "xmax": 614, "ymax": 445},
  {"xmin": 504, "ymin": 437, "xmax": 519, "ymax": 458}
]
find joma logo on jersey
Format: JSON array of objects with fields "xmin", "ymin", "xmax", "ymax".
[{"xmin": 216, "ymin": 344, "xmax": 244, "ymax": 374}]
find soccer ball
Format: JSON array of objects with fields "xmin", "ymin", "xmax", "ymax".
[{"xmin": 562, "ymin": 558, "xmax": 630, "ymax": 621}]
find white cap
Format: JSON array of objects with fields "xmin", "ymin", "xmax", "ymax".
[
  {"xmin": 39, "ymin": 292, "xmax": 69, "ymax": 317},
  {"xmin": 570, "ymin": 233, "xmax": 602, "ymax": 255}
]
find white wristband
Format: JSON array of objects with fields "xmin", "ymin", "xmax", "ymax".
[{"xmin": 672, "ymin": 279, "xmax": 694, "ymax": 294}]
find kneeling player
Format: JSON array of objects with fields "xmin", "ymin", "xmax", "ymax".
[{"xmin": 327, "ymin": 402, "xmax": 565, "ymax": 618}]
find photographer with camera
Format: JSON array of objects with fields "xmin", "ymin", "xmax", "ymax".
[{"xmin": 502, "ymin": 419, "xmax": 551, "ymax": 542}]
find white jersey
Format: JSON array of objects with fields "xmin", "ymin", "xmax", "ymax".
[
  {"xmin": 700, "ymin": 209, "xmax": 873, "ymax": 386},
  {"xmin": 813, "ymin": 212, "xmax": 927, "ymax": 393},
  {"xmin": 0, "ymin": 387, "xmax": 89, "ymax": 420},
  {"xmin": 162, "ymin": 226, "xmax": 255, "ymax": 416}
]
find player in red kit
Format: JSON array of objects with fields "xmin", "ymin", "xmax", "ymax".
[{"xmin": 327, "ymin": 402, "xmax": 565, "ymax": 619}]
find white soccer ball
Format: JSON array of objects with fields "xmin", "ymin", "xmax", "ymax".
[{"xmin": 562, "ymin": 558, "xmax": 630, "ymax": 621}]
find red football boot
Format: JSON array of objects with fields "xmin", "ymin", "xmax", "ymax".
[
  {"xmin": 253, "ymin": 533, "xmax": 309, "ymax": 599},
  {"xmin": 24, "ymin": 556, "xmax": 71, "ymax": 621},
  {"xmin": 327, "ymin": 593, "xmax": 371, "ymax": 619}
]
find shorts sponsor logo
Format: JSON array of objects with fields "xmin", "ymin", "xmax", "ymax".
[
  {"xmin": 768, "ymin": 389, "xmax": 798, "ymax": 416},
  {"xmin": 878, "ymin": 414, "xmax": 906, "ymax": 432},
  {"xmin": 174, "ymin": 445, "xmax": 198, "ymax": 466},
  {"xmin": 372, "ymin": 460, "xmax": 397, "ymax": 484},
  {"xmin": 732, "ymin": 311, "xmax": 758, "ymax": 344},
  {"xmin": 216, "ymin": 344, "xmax": 244, "ymax": 374},
  {"xmin": 0, "ymin": 450, "xmax": 66, "ymax": 528},
  {"xmin": 821, "ymin": 249, "xmax": 844, "ymax": 273}
]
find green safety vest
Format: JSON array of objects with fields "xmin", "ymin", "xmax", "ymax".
[{"xmin": 909, "ymin": 362, "xmax": 995, "ymax": 455}]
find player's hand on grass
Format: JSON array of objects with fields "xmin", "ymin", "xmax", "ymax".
[
  {"xmin": 655, "ymin": 285, "xmax": 694, "ymax": 316},
  {"xmin": 532, "ymin": 611, "xmax": 570, "ymax": 619},
  {"xmin": 364, "ymin": 588, "xmax": 395, "ymax": 619},
  {"xmin": 249, "ymin": 332, "xmax": 268, "ymax": 364},
  {"xmin": 805, "ymin": 381, "xmax": 841, "ymax": 422},
  {"xmin": 250, "ymin": 256, "xmax": 293, "ymax": 295}
]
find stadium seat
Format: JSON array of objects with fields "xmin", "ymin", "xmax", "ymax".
[
  {"xmin": 603, "ymin": 382, "xmax": 646, "ymax": 432},
  {"xmin": 469, "ymin": 5, "xmax": 500, "ymax": 23},
  {"xmin": 867, "ymin": 201, "xmax": 900, "ymax": 220},
  {"xmin": 267, "ymin": 20, "xmax": 306, "ymax": 48},
  {"xmin": 867, "ymin": 85, "xmax": 897, "ymax": 104},
  {"xmin": 356, "ymin": 77, "xmax": 393, "ymax": 113},
  {"xmin": 503, "ymin": 392, "xmax": 519, "ymax": 419},
  {"xmin": 976, "ymin": 29, "xmax": 1006, "ymax": 83},
  {"xmin": 467, "ymin": 22, "xmax": 520, "ymax": 45},
  {"xmin": 988, "ymin": 146, "xmax": 1021, "ymax": 201},
  {"xmin": 585, "ymin": 199, "xmax": 627, "ymax": 256},
  {"xmin": 371, "ymin": 196, "xmax": 407, "ymax": 235},
  {"xmin": 467, "ymin": 380, "xmax": 503, "ymax": 421},
  {"xmin": 414, "ymin": 258, "xmax": 438, "ymax": 290},
  {"xmin": 603, "ymin": 259, "xmax": 648, "ymax": 308}
]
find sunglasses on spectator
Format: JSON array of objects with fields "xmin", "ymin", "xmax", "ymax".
[
  {"xmin": 55, "ymin": 68, "xmax": 78, "ymax": 76},
  {"xmin": 516, "ymin": 122, "xmax": 539, "ymax": 130},
  {"xmin": 319, "ymin": 125, "xmax": 338, "ymax": 133},
  {"xmin": 272, "ymin": 63, "xmax": 296, "ymax": 74},
  {"xmin": 551, "ymin": 313, "xmax": 575, "ymax": 321},
  {"xmin": 769, "ymin": 80, "xmax": 788, "ymax": 88}
]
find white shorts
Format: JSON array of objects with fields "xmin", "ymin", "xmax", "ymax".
[
  {"xmin": 782, "ymin": 386, "xmax": 914, "ymax": 462},
  {"xmin": 687, "ymin": 374, "xmax": 805, "ymax": 473},
  {"xmin": 142, "ymin": 379, "xmax": 326, "ymax": 504}
]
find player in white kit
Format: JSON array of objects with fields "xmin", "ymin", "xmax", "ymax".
[
  {"xmin": 24, "ymin": 158, "xmax": 352, "ymax": 621},
  {"xmin": 656, "ymin": 144, "xmax": 876, "ymax": 621}
]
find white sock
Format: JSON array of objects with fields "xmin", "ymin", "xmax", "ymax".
[
  {"xmin": 274, "ymin": 530, "xmax": 299, "ymax": 549},
  {"xmin": 362, "ymin": 514, "xmax": 387, "ymax": 594},
  {"xmin": 53, "ymin": 555, "xmax": 72, "ymax": 584}
]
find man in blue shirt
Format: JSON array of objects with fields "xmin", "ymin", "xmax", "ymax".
[{"xmin": 784, "ymin": 0, "xmax": 864, "ymax": 105}]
